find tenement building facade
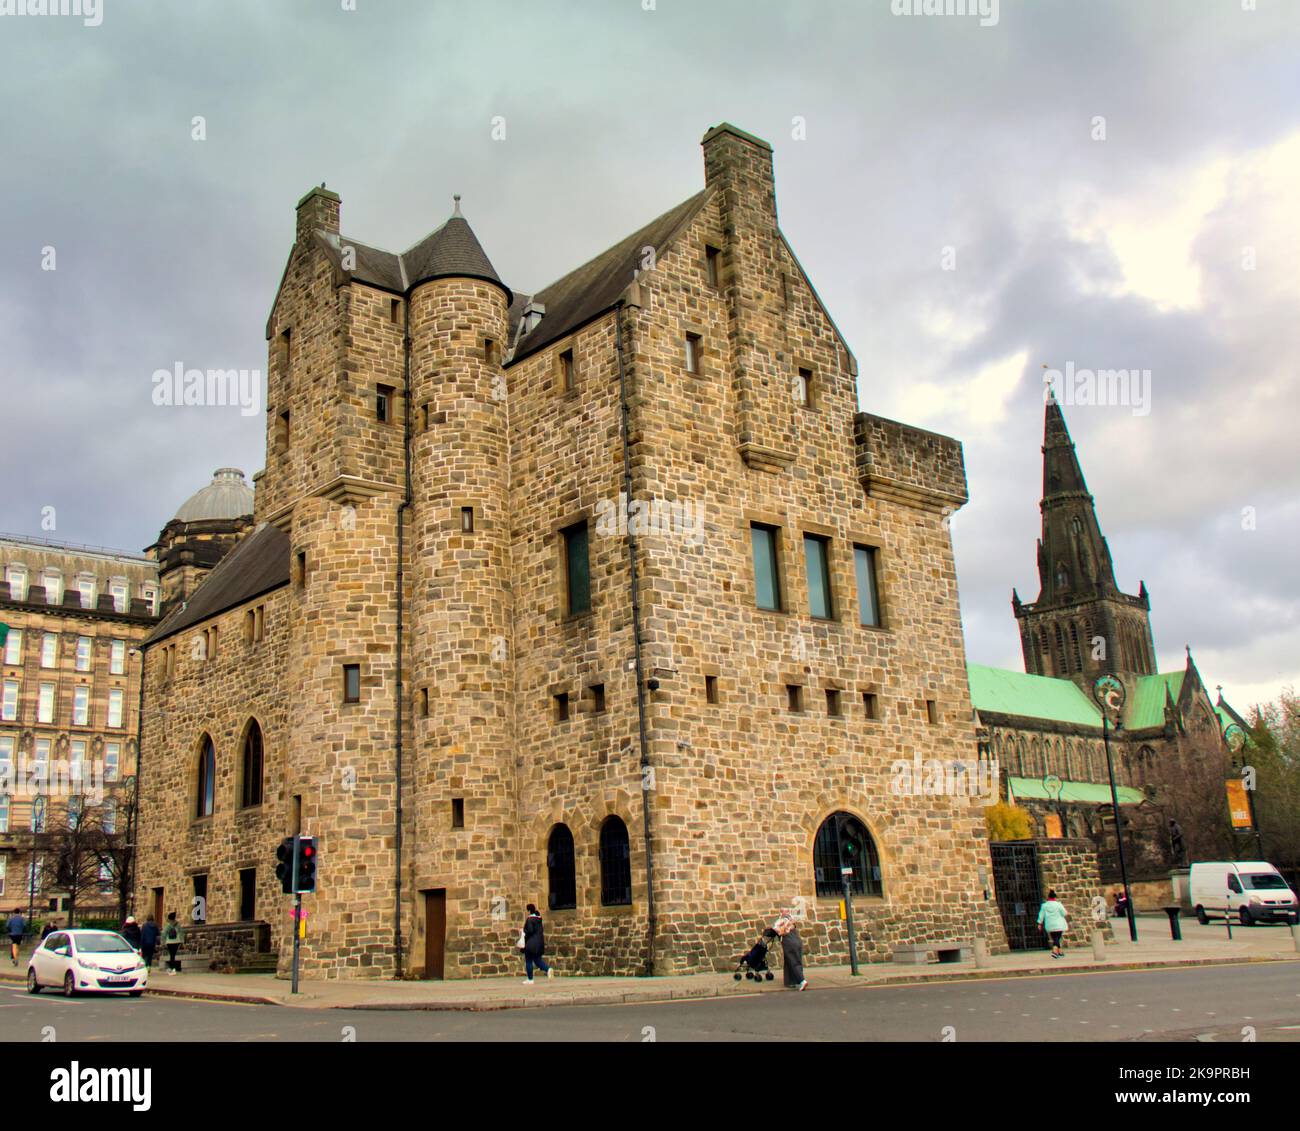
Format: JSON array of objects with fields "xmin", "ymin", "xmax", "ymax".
[
  {"xmin": 135, "ymin": 123, "xmax": 1008, "ymax": 979},
  {"xmin": 0, "ymin": 534, "xmax": 160, "ymax": 914},
  {"xmin": 970, "ymin": 399, "xmax": 1239, "ymax": 881}
]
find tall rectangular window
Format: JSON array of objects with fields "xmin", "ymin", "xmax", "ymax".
[
  {"xmin": 102, "ymin": 799, "xmax": 117, "ymax": 835},
  {"xmin": 343, "ymin": 664, "xmax": 361, "ymax": 703},
  {"xmin": 104, "ymin": 742, "xmax": 120, "ymax": 782},
  {"xmin": 70, "ymin": 739, "xmax": 86, "ymax": 778},
  {"xmin": 855, "ymin": 545, "xmax": 881, "ymax": 627},
  {"xmin": 107, "ymin": 688, "xmax": 124, "ymax": 728},
  {"xmin": 797, "ymin": 367, "xmax": 813, "ymax": 407},
  {"xmin": 3, "ymin": 629, "xmax": 21, "ymax": 666},
  {"xmin": 76, "ymin": 636, "xmax": 92, "ymax": 672},
  {"xmin": 0, "ymin": 796, "xmax": 8, "ymax": 835},
  {"xmin": 705, "ymin": 245, "xmax": 720, "ymax": 287},
  {"xmin": 110, "ymin": 581, "xmax": 128, "ymax": 613},
  {"xmin": 804, "ymin": 534, "xmax": 833, "ymax": 619},
  {"xmin": 0, "ymin": 735, "xmax": 13, "ymax": 779},
  {"xmin": 751, "ymin": 524, "xmax": 782, "ymax": 611},
  {"xmin": 41, "ymin": 633, "xmax": 58, "ymax": 668},
  {"xmin": 376, "ymin": 384, "xmax": 394, "ymax": 423},
  {"xmin": 73, "ymin": 685, "xmax": 89, "ymax": 726},
  {"xmin": 77, "ymin": 574, "xmax": 95, "ymax": 608},
  {"xmin": 37, "ymin": 683, "xmax": 55, "ymax": 724},
  {"xmin": 278, "ymin": 409, "xmax": 291, "ymax": 452},
  {"xmin": 1, "ymin": 681, "xmax": 17, "ymax": 722},
  {"xmin": 110, "ymin": 639, "xmax": 125, "ymax": 675},
  {"xmin": 43, "ymin": 571, "xmax": 62, "ymax": 604},
  {"xmin": 558, "ymin": 348, "xmax": 574, "ymax": 392},
  {"xmin": 684, "ymin": 332, "xmax": 701, "ymax": 374},
  {"xmin": 34, "ymin": 738, "xmax": 50, "ymax": 772},
  {"xmin": 562, "ymin": 521, "xmax": 591, "ymax": 615},
  {"xmin": 4, "ymin": 566, "xmax": 26, "ymax": 601}
]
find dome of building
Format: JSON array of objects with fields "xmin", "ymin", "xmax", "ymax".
[{"xmin": 173, "ymin": 468, "xmax": 254, "ymax": 523}]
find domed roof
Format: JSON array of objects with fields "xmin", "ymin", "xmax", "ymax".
[{"xmin": 174, "ymin": 468, "xmax": 254, "ymax": 523}]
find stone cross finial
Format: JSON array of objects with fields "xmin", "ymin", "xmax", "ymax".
[{"xmin": 453, "ymin": 194, "xmax": 462, "ymax": 217}]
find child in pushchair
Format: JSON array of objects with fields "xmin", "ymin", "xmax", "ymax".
[{"xmin": 734, "ymin": 928, "xmax": 778, "ymax": 983}]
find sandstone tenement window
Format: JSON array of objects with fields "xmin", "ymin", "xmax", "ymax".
[
  {"xmin": 108, "ymin": 688, "xmax": 124, "ymax": 728},
  {"xmin": 813, "ymin": 812, "xmax": 882, "ymax": 898},
  {"xmin": 42, "ymin": 570, "xmax": 62, "ymax": 604},
  {"xmin": 75, "ymin": 636, "xmax": 92, "ymax": 672},
  {"xmin": 0, "ymin": 795, "xmax": 8, "ymax": 835},
  {"xmin": 104, "ymin": 742, "xmax": 120, "ymax": 782},
  {"xmin": 803, "ymin": 533, "xmax": 833, "ymax": 619},
  {"xmin": 553, "ymin": 691, "xmax": 570, "ymax": 723},
  {"xmin": 110, "ymin": 639, "xmax": 126, "ymax": 675},
  {"xmin": 547, "ymin": 824, "xmax": 577, "ymax": 911},
  {"xmin": 854, "ymin": 545, "xmax": 881, "ymax": 627},
  {"xmin": 561, "ymin": 520, "xmax": 591, "ymax": 616},
  {"xmin": 598, "ymin": 816, "xmax": 632, "ymax": 907},
  {"xmin": 37, "ymin": 682, "xmax": 55, "ymax": 724},
  {"xmin": 196, "ymin": 735, "xmax": 215, "ymax": 819},
  {"xmin": 343, "ymin": 664, "xmax": 361, "ymax": 704},
  {"xmin": 40, "ymin": 633, "xmax": 57, "ymax": 668},
  {"xmin": 558, "ymin": 348, "xmax": 574, "ymax": 393},
  {"xmin": 72, "ymin": 685, "xmax": 89, "ymax": 726},
  {"xmin": 925, "ymin": 698, "xmax": 939, "ymax": 725},
  {"xmin": 862, "ymin": 691, "xmax": 878, "ymax": 720},
  {"xmin": 77, "ymin": 574, "xmax": 95, "ymax": 608},
  {"xmin": 751, "ymin": 524, "xmax": 783, "ymax": 612},
  {"xmin": 3, "ymin": 629, "xmax": 21, "ymax": 665},
  {"xmin": 786, "ymin": 684, "xmax": 803, "ymax": 713},
  {"xmin": 825, "ymin": 688, "xmax": 842, "ymax": 718},
  {"xmin": 451, "ymin": 798, "xmax": 464, "ymax": 829},
  {"xmin": 705, "ymin": 244, "xmax": 721, "ymax": 288},
  {"xmin": 376, "ymin": 384, "xmax": 394, "ymax": 423},
  {"xmin": 705, "ymin": 674, "xmax": 719, "ymax": 704},
  {"xmin": 4, "ymin": 565, "xmax": 26, "ymax": 602},
  {"xmin": 1, "ymin": 681, "xmax": 17, "ymax": 722},
  {"xmin": 0, "ymin": 736, "xmax": 12, "ymax": 779},
  {"xmin": 588, "ymin": 683, "xmax": 606, "ymax": 714},
  {"xmin": 110, "ymin": 580, "xmax": 128, "ymax": 613},
  {"xmin": 240, "ymin": 720, "xmax": 264, "ymax": 809},
  {"xmin": 460, "ymin": 507, "xmax": 474, "ymax": 533},
  {"xmin": 684, "ymin": 332, "xmax": 702, "ymax": 374}
]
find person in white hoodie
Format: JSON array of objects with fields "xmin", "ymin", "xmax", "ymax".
[{"xmin": 1036, "ymin": 890, "xmax": 1069, "ymax": 958}]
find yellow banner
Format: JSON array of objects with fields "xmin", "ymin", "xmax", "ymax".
[
  {"xmin": 1044, "ymin": 813, "xmax": 1063, "ymax": 838},
  {"xmin": 1225, "ymin": 779, "xmax": 1253, "ymax": 829}
]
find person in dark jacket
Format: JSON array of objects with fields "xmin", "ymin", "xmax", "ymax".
[
  {"xmin": 41, "ymin": 919, "xmax": 60, "ymax": 941},
  {"xmin": 521, "ymin": 904, "xmax": 553, "ymax": 984},
  {"xmin": 120, "ymin": 916, "xmax": 143, "ymax": 949},
  {"xmin": 777, "ymin": 917, "xmax": 808, "ymax": 990},
  {"xmin": 140, "ymin": 915, "xmax": 159, "ymax": 969}
]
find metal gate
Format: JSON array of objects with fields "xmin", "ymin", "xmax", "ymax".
[{"xmin": 990, "ymin": 842, "xmax": 1045, "ymax": 951}]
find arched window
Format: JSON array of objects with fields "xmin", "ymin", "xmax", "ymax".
[
  {"xmin": 813, "ymin": 811, "xmax": 881, "ymax": 898},
  {"xmin": 1069, "ymin": 622, "xmax": 1083, "ymax": 672},
  {"xmin": 598, "ymin": 816, "xmax": 631, "ymax": 906},
  {"xmin": 1054, "ymin": 624, "xmax": 1068, "ymax": 674},
  {"xmin": 240, "ymin": 720, "xmax": 264, "ymax": 809},
  {"xmin": 547, "ymin": 824, "xmax": 576, "ymax": 911},
  {"xmin": 1038, "ymin": 627, "xmax": 1051, "ymax": 674},
  {"xmin": 196, "ymin": 734, "xmax": 215, "ymax": 818}
]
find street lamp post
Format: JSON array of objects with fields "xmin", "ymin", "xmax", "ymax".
[
  {"xmin": 27, "ymin": 795, "xmax": 46, "ymax": 925},
  {"xmin": 1223, "ymin": 724, "xmax": 1263, "ymax": 859},
  {"xmin": 1094, "ymin": 675, "xmax": 1137, "ymax": 943}
]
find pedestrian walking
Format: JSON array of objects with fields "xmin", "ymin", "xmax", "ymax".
[
  {"xmin": 6, "ymin": 909, "xmax": 25, "ymax": 967},
  {"xmin": 776, "ymin": 915, "xmax": 807, "ymax": 990},
  {"xmin": 120, "ymin": 915, "xmax": 143, "ymax": 950},
  {"xmin": 41, "ymin": 919, "xmax": 59, "ymax": 941},
  {"xmin": 162, "ymin": 911, "xmax": 184, "ymax": 975},
  {"xmin": 140, "ymin": 914, "xmax": 159, "ymax": 969},
  {"xmin": 1037, "ymin": 889, "xmax": 1069, "ymax": 958},
  {"xmin": 519, "ymin": 903, "xmax": 553, "ymax": 985}
]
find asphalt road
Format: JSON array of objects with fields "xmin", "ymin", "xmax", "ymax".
[{"xmin": 3, "ymin": 963, "xmax": 1299, "ymax": 1042}]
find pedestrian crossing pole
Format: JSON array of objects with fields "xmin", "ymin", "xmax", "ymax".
[
  {"xmin": 290, "ymin": 839, "xmax": 302, "ymax": 995},
  {"xmin": 841, "ymin": 868, "xmax": 859, "ymax": 975}
]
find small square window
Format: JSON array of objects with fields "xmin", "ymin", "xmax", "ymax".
[
  {"xmin": 554, "ymin": 692, "xmax": 570, "ymax": 723},
  {"xmin": 452, "ymin": 798, "xmax": 465, "ymax": 829},
  {"xmin": 705, "ymin": 674, "xmax": 719, "ymax": 704},
  {"xmin": 376, "ymin": 384, "xmax": 394, "ymax": 423},
  {"xmin": 589, "ymin": 683, "xmax": 606, "ymax": 714},
  {"xmin": 685, "ymin": 332, "xmax": 702, "ymax": 374},
  {"xmin": 863, "ymin": 691, "xmax": 879, "ymax": 721},
  {"xmin": 561, "ymin": 521, "xmax": 591, "ymax": 616},
  {"xmin": 343, "ymin": 664, "xmax": 361, "ymax": 703},
  {"xmin": 826, "ymin": 689, "xmax": 841, "ymax": 717},
  {"xmin": 797, "ymin": 367, "xmax": 813, "ymax": 407},
  {"xmin": 484, "ymin": 338, "xmax": 498, "ymax": 366},
  {"xmin": 558, "ymin": 348, "xmax": 574, "ymax": 393},
  {"xmin": 461, "ymin": 507, "xmax": 474, "ymax": 533},
  {"xmin": 705, "ymin": 245, "xmax": 721, "ymax": 287},
  {"xmin": 925, "ymin": 699, "xmax": 939, "ymax": 725},
  {"xmin": 786, "ymin": 685, "xmax": 803, "ymax": 713},
  {"xmin": 390, "ymin": 298, "xmax": 401, "ymax": 323}
]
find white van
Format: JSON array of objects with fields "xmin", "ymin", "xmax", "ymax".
[{"xmin": 1189, "ymin": 861, "xmax": 1299, "ymax": 925}]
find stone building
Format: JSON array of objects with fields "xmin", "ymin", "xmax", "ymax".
[
  {"xmin": 971, "ymin": 398, "xmax": 1239, "ymax": 882},
  {"xmin": 134, "ymin": 122, "xmax": 1008, "ymax": 979},
  {"xmin": 0, "ymin": 534, "xmax": 160, "ymax": 915}
]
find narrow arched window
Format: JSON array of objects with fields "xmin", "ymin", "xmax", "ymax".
[
  {"xmin": 1069, "ymin": 622, "xmax": 1083, "ymax": 672},
  {"xmin": 598, "ymin": 816, "xmax": 632, "ymax": 906},
  {"xmin": 1054, "ymin": 623, "xmax": 1068, "ymax": 674},
  {"xmin": 813, "ymin": 811, "xmax": 882, "ymax": 898},
  {"xmin": 240, "ymin": 720, "xmax": 264, "ymax": 809},
  {"xmin": 196, "ymin": 734, "xmax": 215, "ymax": 818},
  {"xmin": 547, "ymin": 823, "xmax": 576, "ymax": 911}
]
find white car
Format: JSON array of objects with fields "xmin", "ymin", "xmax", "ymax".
[{"xmin": 27, "ymin": 929, "xmax": 149, "ymax": 997}]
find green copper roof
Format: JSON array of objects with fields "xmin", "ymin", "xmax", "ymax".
[
  {"xmin": 968, "ymin": 664, "xmax": 1103, "ymax": 726},
  {"xmin": 1008, "ymin": 776, "xmax": 1145, "ymax": 805},
  {"xmin": 1126, "ymin": 671, "xmax": 1184, "ymax": 730}
]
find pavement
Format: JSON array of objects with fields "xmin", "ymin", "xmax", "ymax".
[{"xmin": 7, "ymin": 914, "xmax": 1298, "ymax": 1013}]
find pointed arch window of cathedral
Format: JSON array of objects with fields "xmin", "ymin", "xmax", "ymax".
[
  {"xmin": 1069, "ymin": 622, "xmax": 1083, "ymax": 671},
  {"xmin": 240, "ymin": 720, "xmax": 264, "ymax": 809},
  {"xmin": 547, "ymin": 824, "xmax": 577, "ymax": 911},
  {"xmin": 1055, "ymin": 564, "xmax": 1069, "ymax": 591},
  {"xmin": 1054, "ymin": 624, "xmax": 1068, "ymax": 674},
  {"xmin": 196, "ymin": 735, "xmax": 215, "ymax": 819},
  {"xmin": 598, "ymin": 816, "xmax": 632, "ymax": 906}
]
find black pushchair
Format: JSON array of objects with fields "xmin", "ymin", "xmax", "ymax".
[{"xmin": 733, "ymin": 928, "xmax": 777, "ymax": 983}]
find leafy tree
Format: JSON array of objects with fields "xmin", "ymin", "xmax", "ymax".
[{"xmin": 985, "ymin": 801, "xmax": 1033, "ymax": 841}]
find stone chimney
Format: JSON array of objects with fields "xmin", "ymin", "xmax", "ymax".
[
  {"xmin": 295, "ymin": 184, "xmax": 341, "ymax": 246},
  {"xmin": 702, "ymin": 122, "xmax": 777, "ymax": 228}
]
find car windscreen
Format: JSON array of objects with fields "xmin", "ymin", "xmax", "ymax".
[
  {"xmin": 1242, "ymin": 873, "xmax": 1289, "ymax": 890},
  {"xmin": 75, "ymin": 934, "xmax": 135, "ymax": 953}
]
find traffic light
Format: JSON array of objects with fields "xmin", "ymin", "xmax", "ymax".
[
  {"xmin": 275, "ymin": 836, "xmax": 295, "ymax": 893},
  {"xmin": 295, "ymin": 835, "xmax": 316, "ymax": 893}
]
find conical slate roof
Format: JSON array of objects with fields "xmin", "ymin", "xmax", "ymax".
[{"xmin": 173, "ymin": 468, "xmax": 254, "ymax": 523}]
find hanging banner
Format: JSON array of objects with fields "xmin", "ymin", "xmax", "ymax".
[
  {"xmin": 1044, "ymin": 813, "xmax": 1063, "ymax": 838},
  {"xmin": 1225, "ymin": 779, "xmax": 1253, "ymax": 829}
]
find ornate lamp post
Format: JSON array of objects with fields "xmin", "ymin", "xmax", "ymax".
[
  {"xmin": 1223, "ymin": 723, "xmax": 1262, "ymax": 858},
  {"xmin": 1094, "ymin": 674, "xmax": 1137, "ymax": 941}
]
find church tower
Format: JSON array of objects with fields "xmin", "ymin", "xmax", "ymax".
[{"xmin": 1012, "ymin": 397, "xmax": 1156, "ymax": 679}]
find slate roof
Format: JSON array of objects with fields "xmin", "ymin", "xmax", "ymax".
[
  {"xmin": 506, "ymin": 190, "xmax": 711, "ymax": 364},
  {"xmin": 146, "ymin": 523, "xmax": 290, "ymax": 646}
]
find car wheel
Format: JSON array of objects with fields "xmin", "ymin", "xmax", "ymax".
[
  {"xmin": 26, "ymin": 969, "xmax": 40, "ymax": 994},
  {"xmin": 1239, "ymin": 908, "xmax": 1253, "ymax": 927},
  {"xmin": 62, "ymin": 972, "xmax": 76, "ymax": 997},
  {"xmin": 128, "ymin": 990, "xmax": 144, "ymax": 998},
  {"xmin": 1195, "ymin": 906, "xmax": 1208, "ymax": 925}
]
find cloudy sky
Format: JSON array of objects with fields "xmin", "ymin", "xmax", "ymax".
[{"xmin": 1, "ymin": 0, "xmax": 1296, "ymax": 711}]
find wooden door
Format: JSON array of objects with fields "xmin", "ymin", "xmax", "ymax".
[{"xmin": 423, "ymin": 890, "xmax": 446, "ymax": 979}]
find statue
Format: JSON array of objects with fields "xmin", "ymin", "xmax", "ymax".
[{"xmin": 1168, "ymin": 818, "xmax": 1187, "ymax": 867}]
